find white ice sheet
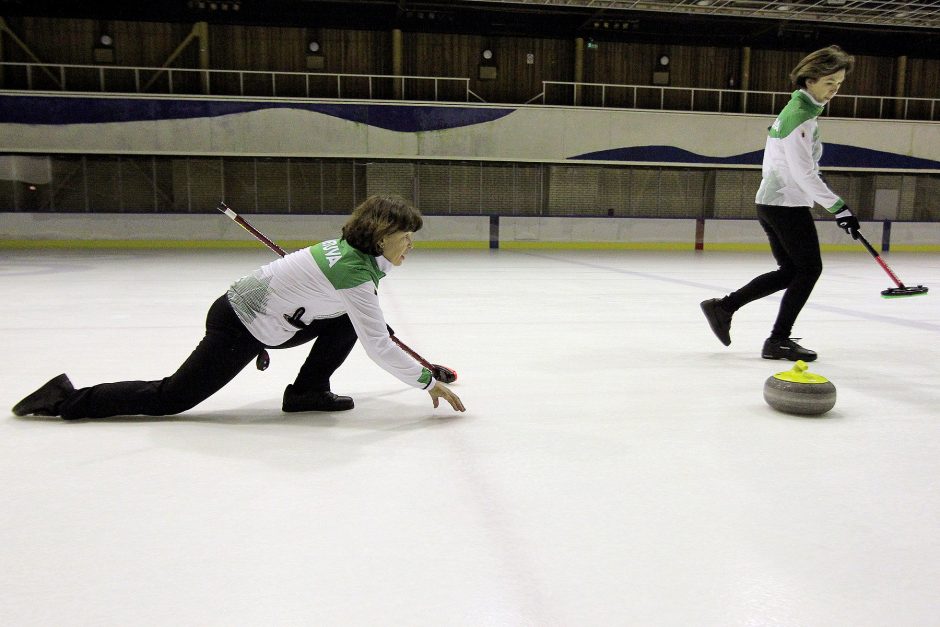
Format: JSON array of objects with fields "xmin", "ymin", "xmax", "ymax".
[{"xmin": 2, "ymin": 247, "xmax": 939, "ymax": 626}]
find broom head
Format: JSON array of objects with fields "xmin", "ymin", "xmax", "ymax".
[{"xmin": 881, "ymin": 285, "xmax": 928, "ymax": 298}]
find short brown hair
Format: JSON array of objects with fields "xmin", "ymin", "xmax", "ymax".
[
  {"xmin": 341, "ymin": 194, "xmax": 423, "ymax": 256},
  {"xmin": 789, "ymin": 45, "xmax": 855, "ymax": 88}
]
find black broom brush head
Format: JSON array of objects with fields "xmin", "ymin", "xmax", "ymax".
[{"xmin": 881, "ymin": 285, "xmax": 928, "ymax": 298}]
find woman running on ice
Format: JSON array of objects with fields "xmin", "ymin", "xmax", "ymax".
[{"xmin": 701, "ymin": 45, "xmax": 859, "ymax": 362}]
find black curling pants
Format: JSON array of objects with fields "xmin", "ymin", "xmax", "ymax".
[
  {"xmin": 721, "ymin": 205, "xmax": 823, "ymax": 340},
  {"xmin": 58, "ymin": 295, "xmax": 358, "ymax": 420}
]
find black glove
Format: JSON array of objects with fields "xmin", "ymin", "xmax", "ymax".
[
  {"xmin": 430, "ymin": 364, "xmax": 458, "ymax": 384},
  {"xmin": 834, "ymin": 207, "xmax": 860, "ymax": 240}
]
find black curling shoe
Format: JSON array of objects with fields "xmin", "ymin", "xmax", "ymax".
[
  {"xmin": 12, "ymin": 373, "xmax": 74, "ymax": 417},
  {"xmin": 700, "ymin": 298, "xmax": 733, "ymax": 346},
  {"xmin": 761, "ymin": 338, "xmax": 817, "ymax": 362},
  {"xmin": 282, "ymin": 386, "xmax": 354, "ymax": 413}
]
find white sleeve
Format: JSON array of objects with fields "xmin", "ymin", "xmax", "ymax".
[
  {"xmin": 781, "ymin": 119, "xmax": 844, "ymax": 212},
  {"xmin": 335, "ymin": 282, "xmax": 436, "ymax": 390}
]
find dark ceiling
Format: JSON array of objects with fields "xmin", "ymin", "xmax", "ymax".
[{"xmin": 1, "ymin": 0, "xmax": 938, "ymax": 57}]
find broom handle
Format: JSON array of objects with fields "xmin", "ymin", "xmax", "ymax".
[
  {"xmin": 219, "ymin": 202, "xmax": 287, "ymax": 257},
  {"xmin": 856, "ymin": 232, "xmax": 905, "ymax": 289}
]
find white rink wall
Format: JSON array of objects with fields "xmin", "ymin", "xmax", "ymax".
[
  {"xmin": 499, "ymin": 217, "xmax": 694, "ymax": 248},
  {"xmin": 887, "ymin": 221, "xmax": 940, "ymax": 249},
  {"xmin": 0, "ymin": 213, "xmax": 491, "ymax": 248},
  {"xmin": 4, "ymin": 95, "xmax": 940, "ymax": 168},
  {"xmin": 2, "ymin": 212, "xmax": 940, "ymax": 250}
]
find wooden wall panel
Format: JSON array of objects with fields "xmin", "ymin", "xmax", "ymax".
[
  {"xmin": 3, "ymin": 16, "xmax": 194, "ymax": 68},
  {"xmin": 110, "ymin": 20, "xmax": 196, "ymax": 68},
  {"xmin": 582, "ymin": 41, "xmax": 737, "ymax": 88},
  {"xmin": 584, "ymin": 41, "xmax": 656, "ymax": 85},
  {"xmin": 126, "ymin": 22, "xmax": 196, "ymax": 67},
  {"xmin": 847, "ymin": 54, "xmax": 895, "ymax": 96},
  {"xmin": 405, "ymin": 32, "xmax": 465, "ymax": 77},
  {"xmin": 5, "ymin": 16, "xmax": 98, "ymax": 65},
  {"xmin": 404, "ymin": 32, "xmax": 474, "ymax": 100},
  {"xmin": 210, "ymin": 24, "xmax": 307, "ymax": 71},
  {"xmin": 747, "ymin": 48, "xmax": 806, "ymax": 93},
  {"xmin": 600, "ymin": 43, "xmax": 734, "ymax": 89},
  {"xmin": 485, "ymin": 35, "xmax": 573, "ymax": 103},
  {"xmin": 748, "ymin": 48, "xmax": 897, "ymax": 97},
  {"xmin": 0, "ymin": 15, "xmax": 935, "ymax": 107},
  {"xmin": 404, "ymin": 32, "xmax": 572, "ymax": 104},
  {"xmin": 320, "ymin": 28, "xmax": 390, "ymax": 75},
  {"xmin": 676, "ymin": 45, "xmax": 740, "ymax": 89},
  {"xmin": 907, "ymin": 57, "xmax": 940, "ymax": 98}
]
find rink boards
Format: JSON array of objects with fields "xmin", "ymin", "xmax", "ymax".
[{"xmin": 2, "ymin": 212, "xmax": 939, "ymax": 252}]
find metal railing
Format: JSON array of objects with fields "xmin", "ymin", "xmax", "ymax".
[
  {"xmin": 0, "ymin": 61, "xmax": 476, "ymax": 102},
  {"xmin": 539, "ymin": 81, "xmax": 940, "ymax": 121},
  {"xmin": 2, "ymin": 61, "xmax": 937, "ymax": 120}
]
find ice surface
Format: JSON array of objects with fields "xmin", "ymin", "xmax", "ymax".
[{"xmin": 2, "ymin": 247, "xmax": 939, "ymax": 626}]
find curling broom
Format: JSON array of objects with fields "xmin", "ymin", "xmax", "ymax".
[{"xmin": 856, "ymin": 231, "xmax": 928, "ymax": 298}]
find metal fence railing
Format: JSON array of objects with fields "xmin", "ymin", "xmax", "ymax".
[
  {"xmin": 1, "ymin": 61, "xmax": 936, "ymax": 120},
  {"xmin": 538, "ymin": 81, "xmax": 940, "ymax": 121},
  {"xmin": 0, "ymin": 61, "xmax": 477, "ymax": 102}
]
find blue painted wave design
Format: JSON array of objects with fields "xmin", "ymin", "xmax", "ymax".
[
  {"xmin": 571, "ymin": 144, "xmax": 940, "ymax": 170},
  {"xmin": 571, "ymin": 146, "xmax": 763, "ymax": 165},
  {"xmin": 819, "ymin": 144, "xmax": 940, "ymax": 170},
  {"xmin": 0, "ymin": 95, "xmax": 515, "ymax": 132}
]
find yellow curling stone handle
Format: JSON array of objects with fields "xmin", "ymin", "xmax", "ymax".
[{"xmin": 772, "ymin": 360, "xmax": 830, "ymax": 384}]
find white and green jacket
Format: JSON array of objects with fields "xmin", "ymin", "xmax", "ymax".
[
  {"xmin": 755, "ymin": 89, "xmax": 845, "ymax": 213},
  {"xmin": 226, "ymin": 239, "xmax": 435, "ymax": 390}
]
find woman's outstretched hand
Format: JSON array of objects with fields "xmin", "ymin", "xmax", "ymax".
[{"xmin": 429, "ymin": 382, "xmax": 465, "ymax": 412}]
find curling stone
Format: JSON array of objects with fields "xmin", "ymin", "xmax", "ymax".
[{"xmin": 763, "ymin": 360, "xmax": 836, "ymax": 416}]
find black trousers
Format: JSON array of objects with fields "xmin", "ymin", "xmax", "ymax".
[
  {"xmin": 58, "ymin": 294, "xmax": 358, "ymax": 420},
  {"xmin": 722, "ymin": 204, "xmax": 823, "ymax": 340}
]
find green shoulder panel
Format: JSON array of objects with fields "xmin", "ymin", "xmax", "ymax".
[
  {"xmin": 310, "ymin": 239, "xmax": 385, "ymax": 290},
  {"xmin": 768, "ymin": 90, "xmax": 825, "ymax": 139}
]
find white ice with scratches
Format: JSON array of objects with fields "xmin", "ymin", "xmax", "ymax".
[{"xmin": 2, "ymin": 248, "xmax": 939, "ymax": 626}]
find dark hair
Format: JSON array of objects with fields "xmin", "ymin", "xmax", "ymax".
[
  {"xmin": 341, "ymin": 194, "xmax": 423, "ymax": 256},
  {"xmin": 789, "ymin": 45, "xmax": 855, "ymax": 88}
]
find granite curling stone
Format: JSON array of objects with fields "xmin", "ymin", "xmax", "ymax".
[{"xmin": 763, "ymin": 360, "xmax": 836, "ymax": 416}]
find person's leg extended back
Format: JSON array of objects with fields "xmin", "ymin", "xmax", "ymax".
[{"xmin": 59, "ymin": 295, "xmax": 261, "ymax": 419}]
